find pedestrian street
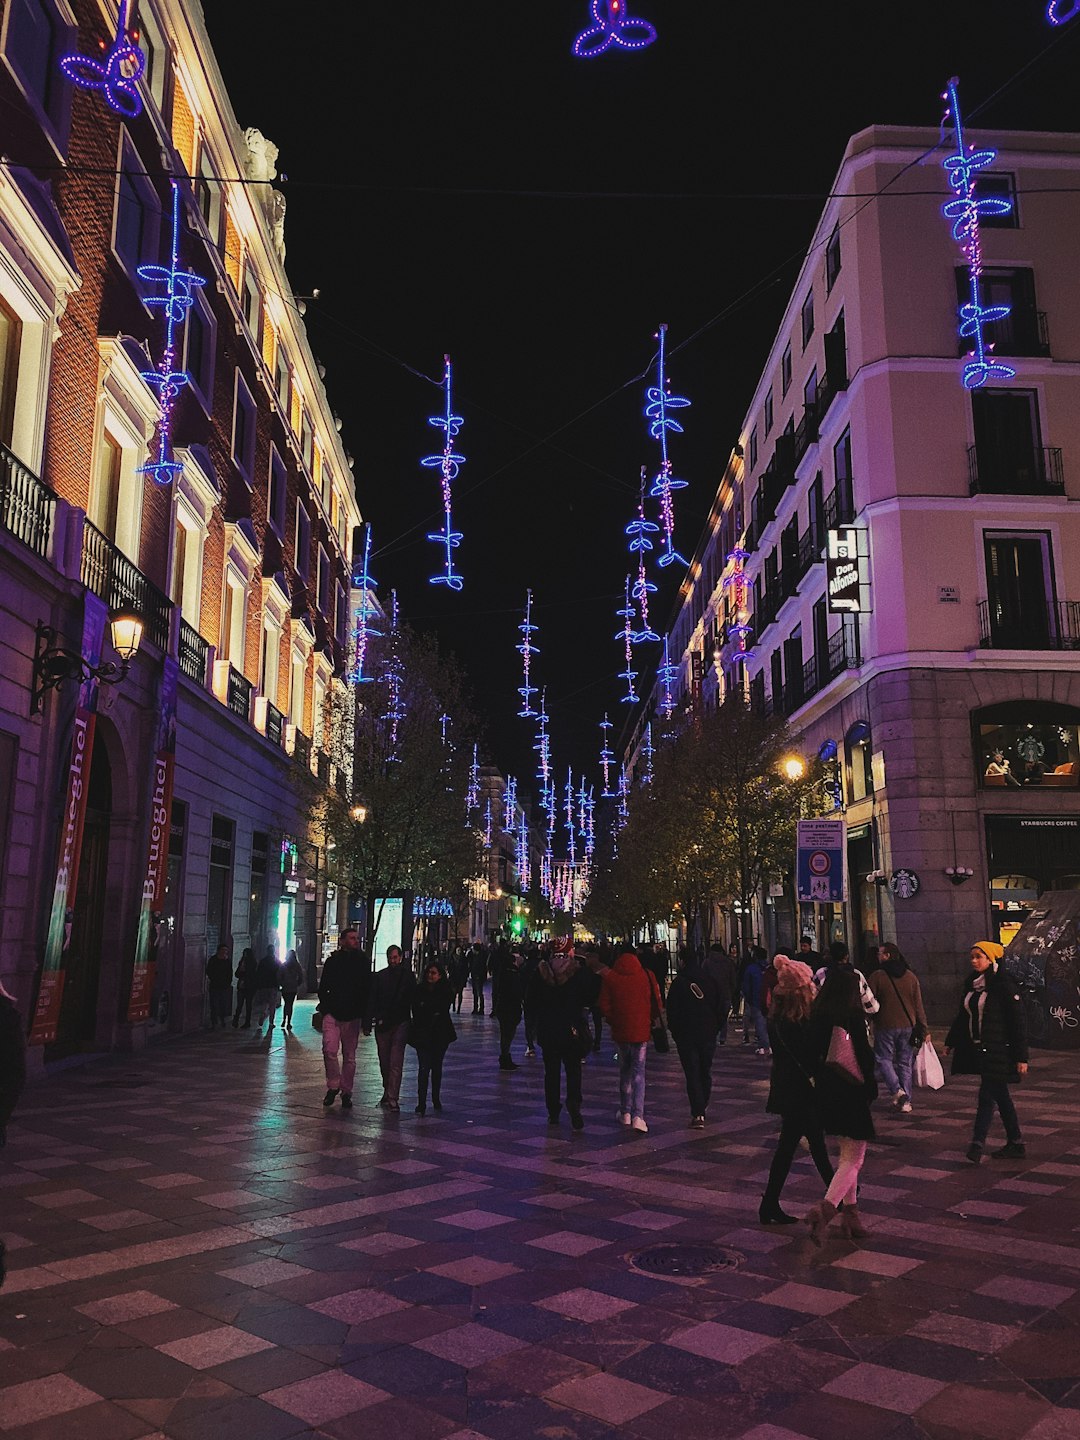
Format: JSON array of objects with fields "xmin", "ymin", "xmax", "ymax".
[{"xmin": 2, "ymin": 1007, "xmax": 1079, "ymax": 1440}]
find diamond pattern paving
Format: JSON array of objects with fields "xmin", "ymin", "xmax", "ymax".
[{"xmin": 2, "ymin": 1000, "xmax": 1080, "ymax": 1438}]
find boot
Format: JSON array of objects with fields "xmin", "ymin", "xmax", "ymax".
[
  {"xmin": 838, "ymin": 1205, "xmax": 868, "ymax": 1240},
  {"xmin": 805, "ymin": 1200, "xmax": 837, "ymax": 1247},
  {"xmin": 759, "ymin": 1199, "xmax": 798, "ymax": 1226}
]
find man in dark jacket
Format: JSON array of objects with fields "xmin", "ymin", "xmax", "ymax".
[
  {"xmin": 366, "ymin": 945, "xmax": 414, "ymax": 1110},
  {"xmin": 702, "ymin": 943, "xmax": 735, "ymax": 1045},
  {"xmin": 470, "ymin": 945, "xmax": 488, "ymax": 1014},
  {"xmin": 317, "ymin": 928, "xmax": 371, "ymax": 1110},
  {"xmin": 493, "ymin": 947, "xmax": 526, "ymax": 1070},
  {"xmin": 530, "ymin": 945, "xmax": 599, "ymax": 1128},
  {"xmin": 666, "ymin": 955, "xmax": 725, "ymax": 1127},
  {"xmin": 205, "ymin": 944, "xmax": 232, "ymax": 1029}
]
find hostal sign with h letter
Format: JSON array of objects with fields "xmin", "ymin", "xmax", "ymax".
[{"xmin": 826, "ymin": 527, "xmax": 862, "ymax": 613}]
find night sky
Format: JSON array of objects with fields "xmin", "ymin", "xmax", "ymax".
[{"xmin": 205, "ymin": 2, "xmax": 1079, "ymax": 794}]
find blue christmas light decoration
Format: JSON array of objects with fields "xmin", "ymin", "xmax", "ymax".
[
  {"xmin": 722, "ymin": 545, "xmax": 755, "ymax": 666},
  {"xmin": 616, "ymin": 764, "xmax": 630, "ymax": 829},
  {"xmin": 940, "ymin": 78, "xmax": 1016, "ymax": 391},
  {"xmin": 641, "ymin": 722, "xmax": 655, "ymax": 786},
  {"xmin": 599, "ymin": 713, "xmax": 615, "ymax": 797},
  {"xmin": 573, "ymin": 0, "xmax": 657, "ymax": 57},
  {"xmin": 350, "ymin": 522, "xmax": 381, "ymax": 685},
  {"xmin": 421, "ymin": 356, "xmax": 465, "ymax": 590},
  {"xmin": 414, "ymin": 896, "xmax": 455, "ymax": 919},
  {"xmin": 658, "ymin": 636, "xmax": 678, "ymax": 720},
  {"xmin": 503, "ymin": 775, "xmax": 517, "ymax": 833},
  {"xmin": 59, "ymin": 0, "xmax": 144, "ymax": 118},
  {"xmin": 1048, "ymin": 1, "xmax": 1080, "ymax": 22},
  {"xmin": 136, "ymin": 181, "xmax": 205, "ymax": 487},
  {"xmin": 517, "ymin": 588, "xmax": 539, "ymax": 718},
  {"xmin": 483, "ymin": 798, "xmax": 493, "ymax": 850},
  {"xmin": 645, "ymin": 323, "xmax": 691, "ymax": 568},
  {"xmin": 627, "ymin": 474, "xmax": 660, "ymax": 643},
  {"xmin": 516, "ymin": 812, "xmax": 531, "ymax": 892},
  {"xmin": 381, "ymin": 591, "xmax": 406, "ymax": 763},
  {"xmin": 466, "ymin": 743, "xmax": 480, "ymax": 823},
  {"xmin": 616, "ymin": 576, "xmax": 639, "ymax": 705},
  {"xmin": 564, "ymin": 770, "xmax": 577, "ymax": 870}
]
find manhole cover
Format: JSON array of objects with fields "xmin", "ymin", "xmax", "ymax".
[{"xmin": 631, "ymin": 1244, "xmax": 740, "ymax": 1277}]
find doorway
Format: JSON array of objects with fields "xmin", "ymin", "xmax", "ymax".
[{"xmin": 51, "ymin": 742, "xmax": 111, "ymax": 1058}]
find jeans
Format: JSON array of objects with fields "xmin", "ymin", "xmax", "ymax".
[
  {"xmin": 208, "ymin": 986, "xmax": 231, "ymax": 1027},
  {"xmin": 498, "ymin": 1011, "xmax": 520, "ymax": 1059},
  {"xmin": 322, "ymin": 1016, "xmax": 361, "ymax": 1093},
  {"xmin": 875, "ymin": 1026, "xmax": 915, "ymax": 1098},
  {"xmin": 253, "ymin": 988, "xmax": 280, "ymax": 1028},
  {"xmin": 472, "ymin": 979, "xmax": 485, "ymax": 1014},
  {"xmin": 675, "ymin": 1038, "xmax": 716, "ymax": 1116},
  {"xmin": 973, "ymin": 1076, "xmax": 1022, "ymax": 1146},
  {"xmin": 376, "ymin": 1021, "xmax": 409, "ymax": 1103},
  {"xmin": 280, "ymin": 992, "xmax": 297, "ymax": 1027},
  {"xmin": 748, "ymin": 1005, "xmax": 769, "ymax": 1049},
  {"xmin": 762, "ymin": 1112, "xmax": 834, "ymax": 1206},
  {"xmin": 617, "ymin": 1042, "xmax": 647, "ymax": 1120},
  {"xmin": 542, "ymin": 1044, "xmax": 583, "ymax": 1118},
  {"xmin": 416, "ymin": 1045, "xmax": 446, "ymax": 1107},
  {"xmin": 524, "ymin": 1004, "xmax": 538, "ymax": 1049},
  {"xmin": 825, "ymin": 1137, "xmax": 867, "ymax": 1207}
]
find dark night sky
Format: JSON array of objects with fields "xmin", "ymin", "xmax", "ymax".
[{"xmin": 205, "ymin": 1, "xmax": 1079, "ymax": 794}]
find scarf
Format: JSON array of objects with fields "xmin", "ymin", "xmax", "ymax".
[{"xmin": 964, "ymin": 971, "xmax": 989, "ymax": 1042}]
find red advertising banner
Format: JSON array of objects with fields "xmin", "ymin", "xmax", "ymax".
[
  {"xmin": 29, "ymin": 594, "xmax": 108, "ymax": 1045},
  {"xmin": 128, "ymin": 657, "xmax": 178, "ymax": 1022}
]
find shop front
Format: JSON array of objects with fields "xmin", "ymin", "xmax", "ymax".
[{"xmin": 986, "ymin": 814, "xmax": 1080, "ymax": 947}]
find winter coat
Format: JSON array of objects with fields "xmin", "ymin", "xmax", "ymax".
[
  {"xmin": 409, "ymin": 978, "xmax": 456, "ymax": 1052},
  {"xmin": 742, "ymin": 958, "xmax": 765, "ymax": 1011},
  {"xmin": 493, "ymin": 954, "xmax": 526, "ymax": 1018},
  {"xmin": 234, "ymin": 953, "xmax": 258, "ymax": 993},
  {"xmin": 279, "ymin": 952, "xmax": 304, "ymax": 996},
  {"xmin": 367, "ymin": 962, "xmax": 414, "ymax": 1031},
  {"xmin": 666, "ymin": 964, "xmax": 724, "ymax": 1048},
  {"xmin": 945, "ymin": 967, "xmax": 1028, "ymax": 1084},
  {"xmin": 599, "ymin": 954, "xmax": 661, "ymax": 1045},
  {"xmin": 701, "ymin": 949, "xmax": 736, "ymax": 1015},
  {"xmin": 0, "ymin": 993, "xmax": 26, "ymax": 1136},
  {"xmin": 806, "ymin": 1010, "xmax": 878, "ymax": 1140},
  {"xmin": 812, "ymin": 963, "xmax": 880, "ymax": 1017},
  {"xmin": 205, "ymin": 953, "xmax": 231, "ymax": 989},
  {"xmin": 318, "ymin": 948, "xmax": 372, "ymax": 1023},
  {"xmin": 529, "ymin": 960, "xmax": 599, "ymax": 1052},
  {"xmin": 765, "ymin": 1015, "xmax": 821, "ymax": 1119},
  {"xmin": 254, "ymin": 952, "xmax": 280, "ymax": 991},
  {"xmin": 869, "ymin": 962, "xmax": 927, "ymax": 1033},
  {"xmin": 469, "ymin": 949, "xmax": 488, "ymax": 985}
]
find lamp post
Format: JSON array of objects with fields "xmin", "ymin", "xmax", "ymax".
[{"xmin": 31, "ymin": 609, "xmax": 144, "ymax": 714}]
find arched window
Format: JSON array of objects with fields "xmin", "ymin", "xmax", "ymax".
[
  {"xmin": 845, "ymin": 721, "xmax": 873, "ymax": 804},
  {"xmin": 974, "ymin": 701, "xmax": 1080, "ymax": 790}
]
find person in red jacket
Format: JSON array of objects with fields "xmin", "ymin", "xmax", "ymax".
[{"xmin": 599, "ymin": 948, "xmax": 661, "ymax": 1133}]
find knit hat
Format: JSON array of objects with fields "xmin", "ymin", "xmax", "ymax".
[
  {"xmin": 551, "ymin": 936, "xmax": 573, "ymax": 955},
  {"xmin": 773, "ymin": 953, "xmax": 814, "ymax": 993},
  {"xmin": 973, "ymin": 940, "xmax": 1004, "ymax": 964},
  {"xmin": 546, "ymin": 950, "xmax": 577, "ymax": 983}
]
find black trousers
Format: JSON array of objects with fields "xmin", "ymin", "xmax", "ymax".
[
  {"xmin": 542, "ymin": 1044, "xmax": 583, "ymax": 1118},
  {"xmin": 416, "ymin": 1045, "xmax": 446, "ymax": 1106},
  {"xmin": 233, "ymin": 989, "xmax": 254, "ymax": 1026},
  {"xmin": 675, "ymin": 1037, "xmax": 717, "ymax": 1116},
  {"xmin": 762, "ymin": 1111, "xmax": 834, "ymax": 1206},
  {"xmin": 280, "ymin": 992, "xmax": 297, "ymax": 1026},
  {"xmin": 498, "ymin": 1011, "xmax": 520, "ymax": 1057}
]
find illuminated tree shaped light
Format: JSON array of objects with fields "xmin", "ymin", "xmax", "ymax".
[
  {"xmin": 564, "ymin": 770, "xmax": 578, "ymax": 870},
  {"xmin": 516, "ymin": 812, "xmax": 531, "ymax": 892},
  {"xmin": 465, "ymin": 743, "xmax": 480, "ymax": 823},
  {"xmin": 421, "ymin": 356, "xmax": 465, "ymax": 589},
  {"xmin": 723, "ymin": 545, "xmax": 755, "ymax": 666},
  {"xmin": 645, "ymin": 323, "xmax": 691, "ymax": 567},
  {"xmin": 658, "ymin": 635, "xmax": 679, "ymax": 719},
  {"xmin": 573, "ymin": 0, "xmax": 657, "ymax": 56},
  {"xmin": 641, "ymin": 722, "xmax": 655, "ymax": 785},
  {"xmin": 503, "ymin": 775, "xmax": 518, "ymax": 833},
  {"xmin": 627, "ymin": 476, "xmax": 660, "ymax": 643},
  {"xmin": 540, "ymin": 846, "xmax": 553, "ymax": 901},
  {"xmin": 59, "ymin": 0, "xmax": 145, "ymax": 118},
  {"xmin": 381, "ymin": 591, "xmax": 407, "ymax": 763},
  {"xmin": 1048, "ymin": 1, "xmax": 1080, "ymax": 22},
  {"xmin": 616, "ymin": 764, "xmax": 630, "ymax": 829},
  {"xmin": 350, "ymin": 522, "xmax": 381, "ymax": 685},
  {"xmin": 136, "ymin": 182, "xmax": 205, "ymax": 486},
  {"xmin": 599, "ymin": 713, "xmax": 615, "ymax": 797},
  {"xmin": 940, "ymin": 79, "xmax": 1016, "ymax": 390},
  {"xmin": 583, "ymin": 786, "xmax": 596, "ymax": 862},
  {"xmin": 517, "ymin": 589, "xmax": 539, "ymax": 718},
  {"xmin": 483, "ymin": 797, "xmax": 493, "ymax": 850},
  {"xmin": 616, "ymin": 576, "xmax": 639, "ymax": 704}
]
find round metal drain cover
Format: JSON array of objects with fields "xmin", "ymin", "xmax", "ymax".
[{"xmin": 631, "ymin": 1244, "xmax": 740, "ymax": 1277}]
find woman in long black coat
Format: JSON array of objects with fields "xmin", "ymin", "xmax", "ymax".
[
  {"xmin": 409, "ymin": 963, "xmax": 456, "ymax": 1115},
  {"xmin": 760, "ymin": 956, "xmax": 834, "ymax": 1225},
  {"xmin": 804, "ymin": 968, "xmax": 877, "ymax": 1244},
  {"xmin": 529, "ymin": 948, "xmax": 599, "ymax": 1129},
  {"xmin": 944, "ymin": 940, "xmax": 1029, "ymax": 1163}
]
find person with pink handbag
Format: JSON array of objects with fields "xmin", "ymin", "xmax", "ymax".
[{"xmin": 803, "ymin": 968, "xmax": 878, "ymax": 1244}]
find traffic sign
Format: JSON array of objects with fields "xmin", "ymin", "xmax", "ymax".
[{"xmin": 796, "ymin": 819, "xmax": 847, "ymax": 903}]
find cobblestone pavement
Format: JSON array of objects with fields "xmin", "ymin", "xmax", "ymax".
[{"xmin": 2, "ymin": 1000, "xmax": 1080, "ymax": 1440}]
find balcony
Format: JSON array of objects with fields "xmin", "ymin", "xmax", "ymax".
[
  {"xmin": 959, "ymin": 306, "xmax": 1050, "ymax": 360},
  {"xmin": 1, "ymin": 442, "xmax": 55, "ymax": 561},
  {"xmin": 968, "ymin": 445, "xmax": 1063, "ymax": 497},
  {"xmin": 822, "ymin": 480, "xmax": 855, "ymax": 532},
  {"xmin": 266, "ymin": 702, "xmax": 285, "ymax": 747},
  {"xmin": 793, "ymin": 405, "xmax": 819, "ymax": 465},
  {"xmin": 226, "ymin": 665, "xmax": 253, "ymax": 720},
  {"xmin": 178, "ymin": 620, "xmax": 209, "ymax": 683},
  {"xmin": 81, "ymin": 521, "xmax": 172, "ymax": 651},
  {"xmin": 977, "ymin": 599, "xmax": 1080, "ymax": 651},
  {"xmin": 293, "ymin": 731, "xmax": 312, "ymax": 771}
]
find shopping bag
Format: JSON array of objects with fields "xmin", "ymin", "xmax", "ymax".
[{"xmin": 913, "ymin": 1038, "xmax": 945, "ymax": 1090}]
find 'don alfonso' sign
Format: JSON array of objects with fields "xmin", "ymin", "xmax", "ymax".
[{"xmin": 826, "ymin": 527, "xmax": 862, "ymax": 613}]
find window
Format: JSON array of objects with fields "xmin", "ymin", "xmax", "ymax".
[
  {"xmin": 824, "ymin": 310, "xmax": 847, "ymax": 387},
  {"xmin": 90, "ymin": 432, "xmax": 122, "ymax": 543},
  {"xmin": 770, "ymin": 649, "xmax": 783, "ymax": 707},
  {"xmin": 275, "ymin": 347, "xmax": 290, "ymax": 410},
  {"xmin": 138, "ymin": 4, "xmax": 168, "ymax": 113},
  {"xmin": 803, "ymin": 368, "xmax": 818, "ymax": 411},
  {"xmin": 976, "ymin": 702, "xmax": 1079, "ymax": 790},
  {"xmin": 781, "ymin": 343, "xmax": 792, "ymax": 396},
  {"xmin": 983, "ymin": 531, "xmax": 1054, "ymax": 650},
  {"xmin": 114, "ymin": 140, "xmax": 161, "ymax": 277},
  {"xmin": 801, "ymin": 290, "xmax": 815, "ymax": 350},
  {"xmin": 183, "ymin": 289, "xmax": 215, "ymax": 408},
  {"xmin": 2, "ymin": 0, "xmax": 73, "ymax": 141},
  {"xmin": 301, "ymin": 413, "xmax": 314, "ymax": 473},
  {"xmin": 0, "ymin": 297, "xmax": 22, "ymax": 446},
  {"xmin": 195, "ymin": 147, "xmax": 222, "ymax": 245},
  {"xmin": 320, "ymin": 458, "xmax": 333, "ymax": 509},
  {"xmin": 974, "ymin": 171, "xmax": 1018, "ymax": 229},
  {"xmin": 260, "ymin": 618, "xmax": 281, "ymax": 708},
  {"xmin": 763, "ymin": 388, "xmax": 774, "ymax": 435},
  {"xmin": 971, "ymin": 389, "xmax": 1050, "ymax": 495},
  {"xmin": 955, "ymin": 268, "xmax": 1045, "ymax": 357},
  {"xmin": 748, "ymin": 425, "xmax": 758, "ymax": 472},
  {"xmin": 335, "ymin": 581, "xmax": 347, "ymax": 644},
  {"xmin": 268, "ymin": 448, "xmax": 286, "ymax": 537},
  {"xmin": 289, "ymin": 651, "xmax": 306, "ymax": 729},
  {"xmin": 295, "ymin": 501, "xmax": 310, "ymax": 579},
  {"xmin": 825, "ymin": 226, "xmax": 841, "ymax": 291},
  {"xmin": 313, "ymin": 673, "xmax": 327, "ymax": 750},
  {"xmin": 317, "ymin": 544, "xmax": 330, "ymax": 615},
  {"xmin": 206, "ymin": 815, "xmax": 234, "ymax": 955},
  {"xmin": 241, "ymin": 268, "xmax": 260, "ymax": 340},
  {"xmin": 232, "ymin": 373, "xmax": 257, "ymax": 483},
  {"xmin": 220, "ymin": 572, "xmax": 246, "ymax": 666},
  {"xmin": 845, "ymin": 721, "xmax": 873, "ymax": 804},
  {"xmin": 169, "ymin": 506, "xmax": 204, "ymax": 622}
]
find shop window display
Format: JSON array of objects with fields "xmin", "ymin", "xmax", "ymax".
[{"xmin": 978, "ymin": 708, "xmax": 1079, "ymax": 789}]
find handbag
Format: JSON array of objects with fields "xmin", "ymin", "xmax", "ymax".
[
  {"xmin": 913, "ymin": 1038, "xmax": 945, "ymax": 1090},
  {"xmin": 886, "ymin": 972, "xmax": 926, "ymax": 1051},
  {"xmin": 311, "ymin": 1007, "xmax": 324, "ymax": 1033},
  {"xmin": 568, "ymin": 1017, "xmax": 592, "ymax": 1061},
  {"xmin": 651, "ymin": 1021, "xmax": 670, "ymax": 1054},
  {"xmin": 825, "ymin": 1025, "xmax": 864, "ymax": 1084}
]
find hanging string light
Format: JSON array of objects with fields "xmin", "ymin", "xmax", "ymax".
[
  {"xmin": 517, "ymin": 589, "xmax": 539, "ymax": 718},
  {"xmin": 616, "ymin": 576, "xmax": 639, "ymax": 705},
  {"xmin": 421, "ymin": 355, "xmax": 465, "ymax": 589},
  {"xmin": 572, "ymin": 0, "xmax": 657, "ymax": 56},
  {"xmin": 1048, "ymin": 1, "xmax": 1080, "ymax": 22},
  {"xmin": 641, "ymin": 722, "xmax": 655, "ymax": 785},
  {"xmin": 616, "ymin": 765, "xmax": 631, "ymax": 829},
  {"xmin": 516, "ymin": 812, "xmax": 531, "ymax": 892},
  {"xmin": 564, "ymin": 769, "xmax": 577, "ymax": 870},
  {"xmin": 136, "ymin": 181, "xmax": 205, "ymax": 487},
  {"xmin": 723, "ymin": 545, "xmax": 755, "ymax": 666},
  {"xmin": 599, "ymin": 713, "xmax": 615, "ymax": 797},
  {"xmin": 465, "ymin": 743, "xmax": 480, "ymax": 823},
  {"xmin": 503, "ymin": 775, "xmax": 518, "ymax": 833},
  {"xmin": 483, "ymin": 797, "xmax": 493, "ymax": 850},
  {"xmin": 350, "ymin": 522, "xmax": 381, "ymax": 685},
  {"xmin": 940, "ymin": 78, "xmax": 1015, "ymax": 391},
  {"xmin": 381, "ymin": 591, "xmax": 406, "ymax": 763},
  {"xmin": 658, "ymin": 636, "xmax": 679, "ymax": 720},
  {"xmin": 59, "ymin": 0, "xmax": 145, "ymax": 118},
  {"xmin": 646, "ymin": 323, "xmax": 691, "ymax": 568},
  {"xmin": 627, "ymin": 471, "xmax": 660, "ymax": 643}
]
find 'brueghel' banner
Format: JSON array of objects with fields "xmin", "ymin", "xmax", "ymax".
[{"xmin": 127, "ymin": 657, "xmax": 178, "ymax": 1022}]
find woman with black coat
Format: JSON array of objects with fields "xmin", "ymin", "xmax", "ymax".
[
  {"xmin": 804, "ymin": 967, "xmax": 878, "ymax": 1244},
  {"xmin": 529, "ymin": 944, "xmax": 598, "ymax": 1129},
  {"xmin": 944, "ymin": 940, "xmax": 1029, "ymax": 1163},
  {"xmin": 232, "ymin": 947, "xmax": 257, "ymax": 1029},
  {"xmin": 666, "ymin": 954, "xmax": 724, "ymax": 1127},
  {"xmin": 409, "ymin": 963, "xmax": 456, "ymax": 1115},
  {"xmin": 760, "ymin": 956, "xmax": 835, "ymax": 1225}
]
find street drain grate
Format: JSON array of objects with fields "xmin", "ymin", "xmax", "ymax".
[{"xmin": 631, "ymin": 1244, "xmax": 740, "ymax": 1278}]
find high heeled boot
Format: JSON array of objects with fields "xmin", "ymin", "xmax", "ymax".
[
  {"xmin": 838, "ymin": 1205, "xmax": 868, "ymax": 1240},
  {"xmin": 805, "ymin": 1200, "xmax": 837, "ymax": 1246}
]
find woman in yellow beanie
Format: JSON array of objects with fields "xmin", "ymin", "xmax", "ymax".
[{"xmin": 943, "ymin": 942, "xmax": 1029, "ymax": 1164}]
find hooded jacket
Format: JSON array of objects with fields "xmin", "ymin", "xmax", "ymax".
[
  {"xmin": 666, "ymin": 961, "xmax": 724, "ymax": 1047},
  {"xmin": 599, "ymin": 952, "xmax": 661, "ymax": 1045}
]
